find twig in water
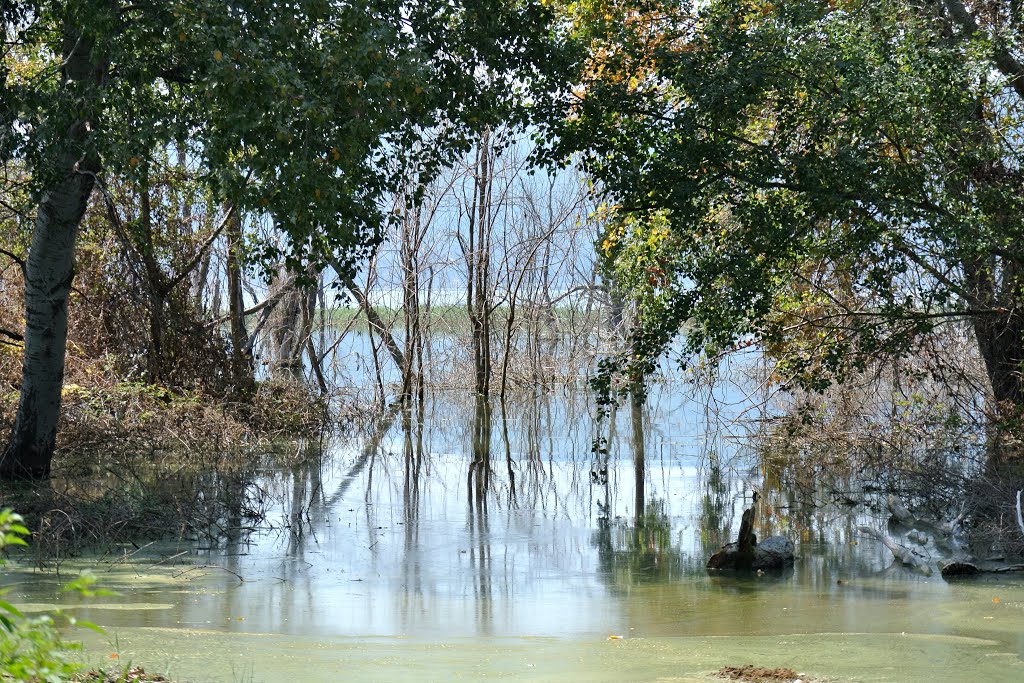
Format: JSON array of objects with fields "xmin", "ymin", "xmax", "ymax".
[
  {"xmin": 148, "ymin": 550, "xmax": 190, "ymax": 568},
  {"xmin": 187, "ymin": 564, "xmax": 248, "ymax": 583},
  {"xmin": 107, "ymin": 541, "xmax": 157, "ymax": 567}
]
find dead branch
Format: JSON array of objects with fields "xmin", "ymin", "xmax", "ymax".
[
  {"xmin": 1, "ymin": 326, "xmax": 24, "ymax": 342},
  {"xmin": 858, "ymin": 525, "xmax": 933, "ymax": 575}
]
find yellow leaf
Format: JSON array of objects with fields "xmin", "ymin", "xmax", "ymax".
[{"xmin": 213, "ymin": 50, "xmax": 223, "ymax": 62}]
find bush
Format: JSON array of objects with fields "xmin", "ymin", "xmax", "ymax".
[{"xmin": 0, "ymin": 508, "xmax": 104, "ymax": 682}]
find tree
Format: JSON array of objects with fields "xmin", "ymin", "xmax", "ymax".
[
  {"xmin": 0, "ymin": 0, "xmax": 567, "ymax": 479},
  {"xmin": 551, "ymin": 0, "xmax": 1024, "ymax": 434}
]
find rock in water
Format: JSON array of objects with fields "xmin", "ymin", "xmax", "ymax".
[
  {"xmin": 755, "ymin": 536, "xmax": 796, "ymax": 569},
  {"xmin": 707, "ymin": 535, "xmax": 795, "ymax": 571}
]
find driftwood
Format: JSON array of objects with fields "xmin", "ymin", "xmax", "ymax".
[
  {"xmin": 865, "ymin": 495, "xmax": 1024, "ymax": 580},
  {"xmin": 737, "ymin": 498, "xmax": 759, "ymax": 567},
  {"xmin": 906, "ymin": 529, "xmax": 928, "ymax": 545},
  {"xmin": 857, "ymin": 525, "xmax": 932, "ymax": 576},
  {"xmin": 881, "ymin": 497, "xmax": 968, "ymax": 557},
  {"xmin": 940, "ymin": 559, "xmax": 1024, "ymax": 578},
  {"xmin": 707, "ymin": 494, "xmax": 795, "ymax": 571},
  {"xmin": 939, "ymin": 560, "xmax": 980, "ymax": 577}
]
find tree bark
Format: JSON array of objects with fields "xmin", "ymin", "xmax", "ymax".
[
  {"xmin": 0, "ymin": 163, "xmax": 96, "ymax": 479},
  {"xmin": 962, "ymin": 246, "xmax": 1024, "ymax": 431},
  {"xmin": 1, "ymin": 27, "xmax": 102, "ymax": 480},
  {"xmin": 139, "ymin": 180, "xmax": 168, "ymax": 384}
]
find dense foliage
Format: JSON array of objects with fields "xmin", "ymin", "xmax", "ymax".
[
  {"xmin": 1, "ymin": 0, "xmax": 570, "ymax": 476},
  {"xmin": 552, "ymin": 0, "xmax": 1024, "ymax": 420},
  {"xmin": 3, "ymin": 0, "xmax": 563, "ymax": 271}
]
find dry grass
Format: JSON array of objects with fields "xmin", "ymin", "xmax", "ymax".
[{"xmin": 0, "ymin": 367, "xmax": 360, "ymax": 562}]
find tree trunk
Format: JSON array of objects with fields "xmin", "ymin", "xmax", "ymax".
[
  {"xmin": 631, "ymin": 389, "xmax": 645, "ymax": 524},
  {"xmin": 337, "ymin": 262, "xmax": 407, "ymax": 373},
  {"xmin": 400, "ymin": 203, "xmax": 422, "ymax": 405},
  {"xmin": 266, "ymin": 267, "xmax": 304, "ymax": 375},
  {"xmin": 973, "ymin": 310, "xmax": 1024, "ymax": 469},
  {"xmin": 0, "ymin": 166, "xmax": 96, "ymax": 479},
  {"xmin": 139, "ymin": 180, "xmax": 168, "ymax": 384},
  {"xmin": 466, "ymin": 129, "xmax": 494, "ymax": 397},
  {"xmin": 225, "ymin": 206, "xmax": 248, "ymax": 381},
  {"xmin": 1, "ymin": 27, "xmax": 101, "ymax": 480},
  {"xmin": 973, "ymin": 311, "xmax": 1024, "ymax": 409}
]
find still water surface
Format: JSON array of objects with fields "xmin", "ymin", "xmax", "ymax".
[{"xmin": 4, "ymin": 377, "xmax": 1024, "ymax": 682}]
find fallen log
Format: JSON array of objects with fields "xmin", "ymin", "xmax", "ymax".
[
  {"xmin": 857, "ymin": 525, "xmax": 932, "ymax": 576},
  {"xmin": 906, "ymin": 529, "xmax": 928, "ymax": 545},
  {"xmin": 938, "ymin": 560, "xmax": 980, "ymax": 577},
  {"xmin": 940, "ymin": 560, "xmax": 1024, "ymax": 578}
]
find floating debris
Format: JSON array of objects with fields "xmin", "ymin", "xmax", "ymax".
[
  {"xmin": 73, "ymin": 667, "xmax": 170, "ymax": 683},
  {"xmin": 714, "ymin": 664, "xmax": 803, "ymax": 683}
]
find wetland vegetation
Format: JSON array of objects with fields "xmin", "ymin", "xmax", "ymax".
[{"xmin": 4, "ymin": 1, "xmax": 1024, "ymax": 681}]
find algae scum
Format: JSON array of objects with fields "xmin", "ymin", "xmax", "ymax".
[{"xmin": 4, "ymin": 383, "xmax": 1023, "ymax": 682}]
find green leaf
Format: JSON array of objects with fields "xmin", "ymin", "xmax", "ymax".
[{"xmin": 0, "ymin": 599, "xmax": 24, "ymax": 618}]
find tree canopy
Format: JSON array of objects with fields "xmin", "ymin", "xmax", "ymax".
[
  {"xmin": 0, "ymin": 0, "xmax": 570, "ymax": 477},
  {"xmin": 3, "ymin": 0, "xmax": 565, "ymax": 270},
  {"xmin": 550, "ymin": 0, "xmax": 1024, "ymax": 413}
]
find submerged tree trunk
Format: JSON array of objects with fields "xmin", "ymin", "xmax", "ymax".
[
  {"xmin": 466, "ymin": 129, "xmax": 494, "ymax": 397},
  {"xmin": 1, "ymin": 28, "xmax": 102, "ymax": 480}
]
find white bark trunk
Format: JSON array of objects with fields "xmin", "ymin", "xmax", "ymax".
[
  {"xmin": 1, "ymin": 156, "xmax": 95, "ymax": 478},
  {"xmin": 0, "ymin": 25, "xmax": 101, "ymax": 479}
]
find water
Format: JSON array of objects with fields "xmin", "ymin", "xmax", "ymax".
[{"xmin": 3, "ymin": 375, "xmax": 1024, "ymax": 682}]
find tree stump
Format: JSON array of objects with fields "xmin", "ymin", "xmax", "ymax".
[{"xmin": 707, "ymin": 493, "xmax": 795, "ymax": 571}]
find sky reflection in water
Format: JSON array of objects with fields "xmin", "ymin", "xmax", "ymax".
[{"xmin": 4, "ymin": 368, "xmax": 1024, "ymax": 681}]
